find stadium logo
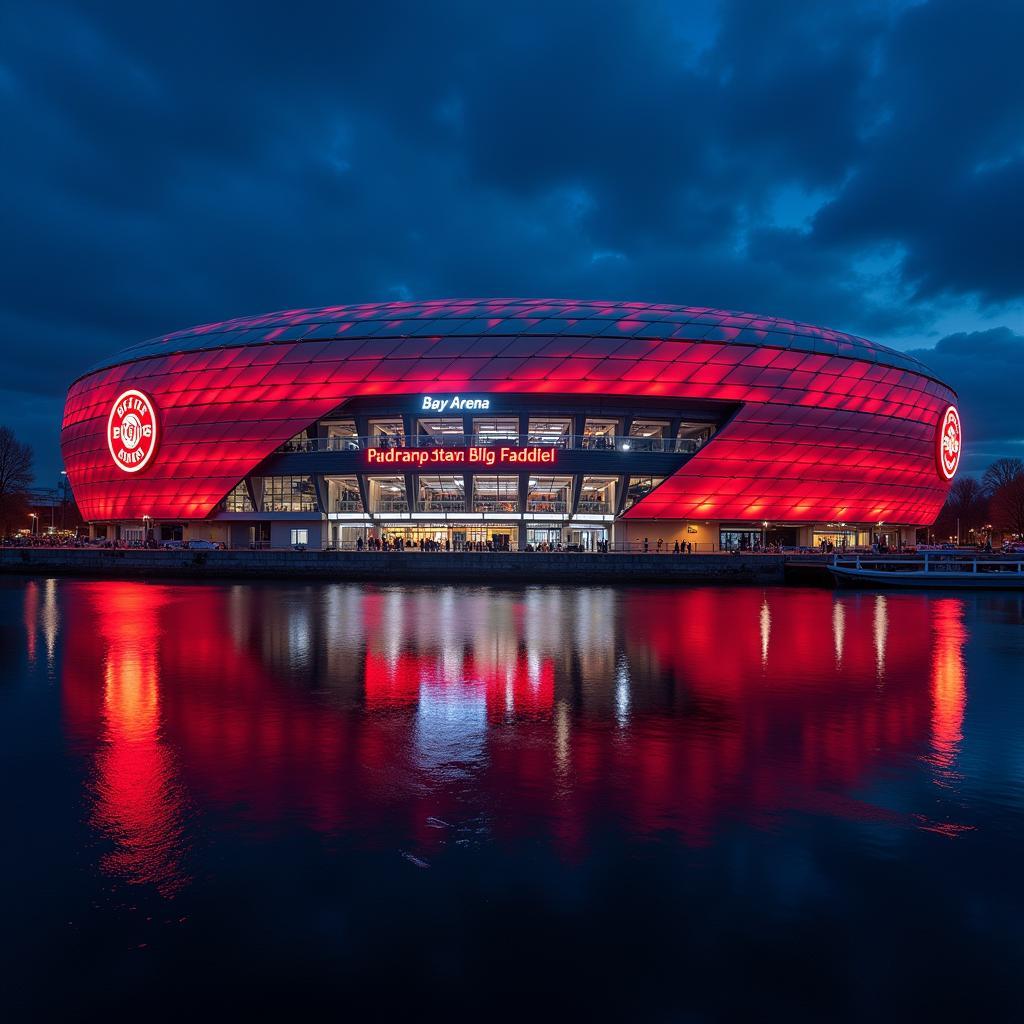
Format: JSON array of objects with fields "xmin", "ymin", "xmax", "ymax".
[
  {"xmin": 936, "ymin": 405, "xmax": 961, "ymax": 480},
  {"xmin": 107, "ymin": 389, "xmax": 158, "ymax": 473}
]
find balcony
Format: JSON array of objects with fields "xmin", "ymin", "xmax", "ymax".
[
  {"xmin": 281, "ymin": 433, "xmax": 704, "ymax": 454},
  {"xmin": 420, "ymin": 499, "xmax": 466, "ymax": 513},
  {"xmin": 473, "ymin": 501, "xmax": 520, "ymax": 514}
]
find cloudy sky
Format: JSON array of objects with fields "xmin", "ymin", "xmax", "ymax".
[{"xmin": 2, "ymin": 0, "xmax": 1021, "ymax": 483}]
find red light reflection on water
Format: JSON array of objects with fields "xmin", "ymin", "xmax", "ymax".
[
  {"xmin": 62, "ymin": 583, "xmax": 190, "ymax": 896},
  {"xmin": 929, "ymin": 598, "xmax": 967, "ymax": 771},
  {"xmin": 53, "ymin": 583, "xmax": 971, "ymax": 887}
]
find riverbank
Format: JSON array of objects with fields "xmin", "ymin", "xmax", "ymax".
[{"xmin": 0, "ymin": 546, "xmax": 813, "ymax": 585}]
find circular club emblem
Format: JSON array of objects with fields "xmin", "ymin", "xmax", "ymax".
[
  {"xmin": 936, "ymin": 405, "xmax": 961, "ymax": 480},
  {"xmin": 107, "ymin": 389, "xmax": 158, "ymax": 473}
]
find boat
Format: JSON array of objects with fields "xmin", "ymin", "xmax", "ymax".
[{"xmin": 827, "ymin": 552, "xmax": 1024, "ymax": 589}]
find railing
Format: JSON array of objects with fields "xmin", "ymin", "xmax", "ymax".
[
  {"xmin": 419, "ymin": 500, "xmax": 466, "ymax": 513},
  {"xmin": 526, "ymin": 500, "xmax": 568, "ymax": 513},
  {"xmin": 376, "ymin": 500, "xmax": 409, "ymax": 513},
  {"xmin": 832, "ymin": 553, "xmax": 1024, "ymax": 575},
  {"xmin": 334, "ymin": 500, "xmax": 363, "ymax": 512},
  {"xmin": 277, "ymin": 433, "xmax": 706, "ymax": 455},
  {"xmin": 473, "ymin": 502, "xmax": 520, "ymax": 513},
  {"xmin": 577, "ymin": 501, "xmax": 611, "ymax": 514}
]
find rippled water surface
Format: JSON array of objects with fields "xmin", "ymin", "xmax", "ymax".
[{"xmin": 2, "ymin": 578, "xmax": 1024, "ymax": 1019}]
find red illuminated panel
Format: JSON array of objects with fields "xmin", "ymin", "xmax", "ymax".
[{"xmin": 61, "ymin": 299, "xmax": 958, "ymax": 523}]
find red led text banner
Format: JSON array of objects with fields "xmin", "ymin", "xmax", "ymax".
[{"xmin": 365, "ymin": 446, "xmax": 557, "ymax": 468}]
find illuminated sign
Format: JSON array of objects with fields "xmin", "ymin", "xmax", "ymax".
[
  {"xmin": 420, "ymin": 395, "xmax": 490, "ymax": 413},
  {"xmin": 936, "ymin": 405, "xmax": 961, "ymax": 480},
  {"xmin": 366, "ymin": 446, "xmax": 556, "ymax": 468},
  {"xmin": 107, "ymin": 389, "xmax": 158, "ymax": 473}
]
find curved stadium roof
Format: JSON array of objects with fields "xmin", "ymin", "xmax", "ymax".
[{"xmin": 86, "ymin": 298, "xmax": 935, "ymax": 380}]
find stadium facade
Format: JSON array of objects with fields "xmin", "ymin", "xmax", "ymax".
[{"xmin": 61, "ymin": 299, "xmax": 960, "ymax": 551}]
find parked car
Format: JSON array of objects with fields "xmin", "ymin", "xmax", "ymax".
[{"xmin": 186, "ymin": 539, "xmax": 221, "ymax": 550}]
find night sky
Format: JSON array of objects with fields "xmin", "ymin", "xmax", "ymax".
[{"xmin": 2, "ymin": 0, "xmax": 1021, "ymax": 484}]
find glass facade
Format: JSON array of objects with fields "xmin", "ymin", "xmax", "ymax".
[
  {"xmin": 260, "ymin": 476, "xmax": 317, "ymax": 512},
  {"xmin": 473, "ymin": 475, "xmax": 518, "ymax": 513},
  {"xmin": 418, "ymin": 476, "xmax": 465, "ymax": 513},
  {"xmin": 367, "ymin": 476, "xmax": 407, "ymax": 513},
  {"xmin": 623, "ymin": 476, "xmax": 666, "ymax": 510},
  {"xmin": 578, "ymin": 476, "xmax": 617, "ymax": 514},
  {"xmin": 325, "ymin": 476, "xmax": 362, "ymax": 512},
  {"xmin": 222, "ymin": 481, "xmax": 254, "ymax": 512},
  {"xmin": 527, "ymin": 476, "xmax": 572, "ymax": 514}
]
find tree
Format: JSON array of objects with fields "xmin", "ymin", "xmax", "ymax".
[
  {"xmin": 990, "ymin": 470, "xmax": 1024, "ymax": 539},
  {"xmin": 933, "ymin": 475, "xmax": 988, "ymax": 542},
  {"xmin": 0, "ymin": 426, "xmax": 34, "ymax": 537},
  {"xmin": 982, "ymin": 457, "xmax": 1024, "ymax": 496}
]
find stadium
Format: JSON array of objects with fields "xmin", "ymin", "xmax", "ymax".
[{"xmin": 61, "ymin": 298, "xmax": 960, "ymax": 552}]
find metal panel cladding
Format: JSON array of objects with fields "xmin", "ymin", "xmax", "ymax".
[{"xmin": 60, "ymin": 299, "xmax": 958, "ymax": 524}]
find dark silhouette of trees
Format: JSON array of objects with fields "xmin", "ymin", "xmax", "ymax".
[
  {"xmin": 988, "ymin": 463, "xmax": 1024, "ymax": 538},
  {"xmin": 982, "ymin": 457, "xmax": 1024, "ymax": 497},
  {"xmin": 0, "ymin": 426, "xmax": 34, "ymax": 536},
  {"xmin": 934, "ymin": 475, "xmax": 988, "ymax": 542}
]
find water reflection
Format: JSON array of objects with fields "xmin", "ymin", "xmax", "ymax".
[
  {"xmin": 62, "ymin": 583, "xmax": 190, "ymax": 896},
  {"xmin": 930, "ymin": 598, "xmax": 967, "ymax": 774},
  {"xmin": 44, "ymin": 582, "xmax": 985, "ymax": 890}
]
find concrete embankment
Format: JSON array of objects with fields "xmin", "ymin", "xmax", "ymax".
[{"xmin": 0, "ymin": 547, "xmax": 812, "ymax": 585}]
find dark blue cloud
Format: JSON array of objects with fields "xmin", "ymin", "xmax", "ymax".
[{"xmin": 0, "ymin": 0, "xmax": 1020, "ymax": 481}]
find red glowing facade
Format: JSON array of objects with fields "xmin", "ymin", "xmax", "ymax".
[{"xmin": 61, "ymin": 298, "xmax": 957, "ymax": 529}]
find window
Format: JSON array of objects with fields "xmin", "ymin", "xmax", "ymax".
[
  {"xmin": 417, "ymin": 418, "xmax": 466, "ymax": 446},
  {"xmin": 290, "ymin": 529, "xmax": 309, "ymax": 547},
  {"xmin": 677, "ymin": 422, "xmax": 716, "ymax": 453},
  {"xmin": 222, "ymin": 480, "xmax": 254, "ymax": 512},
  {"xmin": 527, "ymin": 417, "xmax": 572, "ymax": 447},
  {"xmin": 473, "ymin": 417, "xmax": 518, "ymax": 444},
  {"xmin": 473, "ymin": 475, "xmax": 519, "ymax": 512},
  {"xmin": 326, "ymin": 476, "xmax": 362, "ymax": 512},
  {"xmin": 720, "ymin": 529, "xmax": 761, "ymax": 552},
  {"xmin": 578, "ymin": 476, "xmax": 617, "ymax": 514},
  {"xmin": 418, "ymin": 475, "xmax": 465, "ymax": 512},
  {"xmin": 623, "ymin": 476, "xmax": 666, "ymax": 510},
  {"xmin": 582, "ymin": 418, "xmax": 618, "ymax": 450},
  {"xmin": 367, "ymin": 476, "xmax": 408, "ymax": 513},
  {"xmin": 369, "ymin": 418, "xmax": 405, "ymax": 447},
  {"xmin": 324, "ymin": 419, "xmax": 359, "ymax": 451},
  {"xmin": 261, "ymin": 476, "xmax": 318, "ymax": 512},
  {"xmin": 276, "ymin": 428, "xmax": 314, "ymax": 453},
  {"xmin": 527, "ymin": 475, "xmax": 572, "ymax": 513},
  {"xmin": 628, "ymin": 421, "xmax": 671, "ymax": 451}
]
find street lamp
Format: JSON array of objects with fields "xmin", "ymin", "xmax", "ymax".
[
  {"xmin": 59, "ymin": 470, "xmax": 69, "ymax": 533},
  {"xmin": 29, "ymin": 512, "xmax": 38, "ymax": 536}
]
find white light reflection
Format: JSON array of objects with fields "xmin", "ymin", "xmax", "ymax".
[
  {"xmin": 42, "ymin": 577, "xmax": 59, "ymax": 672},
  {"xmin": 832, "ymin": 600, "xmax": 845, "ymax": 669},
  {"xmin": 615, "ymin": 655, "xmax": 631, "ymax": 728},
  {"xmin": 873, "ymin": 595, "xmax": 888, "ymax": 681},
  {"xmin": 415, "ymin": 681, "xmax": 487, "ymax": 776},
  {"xmin": 555, "ymin": 700, "xmax": 570, "ymax": 775},
  {"xmin": 759, "ymin": 596, "xmax": 771, "ymax": 668}
]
